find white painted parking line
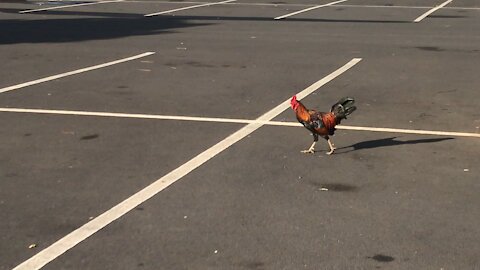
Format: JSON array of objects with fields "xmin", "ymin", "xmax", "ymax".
[
  {"xmin": 274, "ymin": 0, "xmax": 348, "ymax": 20},
  {"xmin": 336, "ymin": 125, "xmax": 480, "ymax": 138},
  {"xmin": 19, "ymin": 0, "xmax": 124, "ymax": 14},
  {"xmin": 144, "ymin": 0, "xmax": 236, "ymax": 17},
  {"xmin": 74, "ymin": 0, "xmax": 477, "ymax": 10},
  {"xmin": 413, "ymin": 0, "xmax": 453, "ymax": 22},
  {"xmin": 0, "ymin": 52, "xmax": 155, "ymax": 94},
  {"xmin": 12, "ymin": 58, "xmax": 361, "ymax": 270},
  {"xmin": 124, "ymin": 1, "xmax": 480, "ymax": 10},
  {"xmin": 2, "ymin": 107, "xmax": 479, "ymax": 138},
  {"xmin": 0, "ymin": 108, "xmax": 254, "ymax": 125}
]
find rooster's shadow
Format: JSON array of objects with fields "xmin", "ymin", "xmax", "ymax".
[{"xmin": 338, "ymin": 136, "xmax": 454, "ymax": 153}]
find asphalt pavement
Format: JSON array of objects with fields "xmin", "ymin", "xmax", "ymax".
[{"xmin": 1, "ymin": 0, "xmax": 479, "ymax": 269}]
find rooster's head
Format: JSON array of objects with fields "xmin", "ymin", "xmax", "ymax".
[{"xmin": 290, "ymin": 95, "xmax": 300, "ymax": 110}]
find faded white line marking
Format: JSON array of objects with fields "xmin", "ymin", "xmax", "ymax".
[
  {"xmin": 0, "ymin": 108, "xmax": 255, "ymax": 124},
  {"xmin": 0, "ymin": 52, "xmax": 155, "ymax": 94},
  {"xmin": 104, "ymin": 1, "xmax": 480, "ymax": 10},
  {"xmin": 144, "ymin": 0, "xmax": 236, "ymax": 17},
  {"xmin": 19, "ymin": 0, "xmax": 124, "ymax": 14},
  {"xmin": 414, "ymin": 0, "xmax": 453, "ymax": 22},
  {"xmin": 336, "ymin": 125, "xmax": 480, "ymax": 138},
  {"xmin": 1, "ymin": 106, "xmax": 479, "ymax": 138},
  {"xmin": 12, "ymin": 58, "xmax": 361, "ymax": 270},
  {"xmin": 274, "ymin": 0, "xmax": 348, "ymax": 20}
]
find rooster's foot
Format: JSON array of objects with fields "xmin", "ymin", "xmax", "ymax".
[
  {"xmin": 301, "ymin": 141, "xmax": 316, "ymax": 154},
  {"xmin": 326, "ymin": 139, "xmax": 336, "ymax": 155},
  {"xmin": 326, "ymin": 148, "xmax": 336, "ymax": 155}
]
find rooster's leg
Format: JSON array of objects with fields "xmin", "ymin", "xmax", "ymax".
[
  {"xmin": 326, "ymin": 138, "xmax": 336, "ymax": 155},
  {"xmin": 301, "ymin": 141, "xmax": 316, "ymax": 154},
  {"xmin": 301, "ymin": 134, "xmax": 318, "ymax": 154}
]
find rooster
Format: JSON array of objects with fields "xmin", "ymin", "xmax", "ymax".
[{"xmin": 290, "ymin": 95, "xmax": 356, "ymax": 155}]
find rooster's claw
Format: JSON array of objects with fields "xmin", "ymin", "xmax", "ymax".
[
  {"xmin": 301, "ymin": 149, "xmax": 315, "ymax": 154},
  {"xmin": 326, "ymin": 148, "xmax": 336, "ymax": 155}
]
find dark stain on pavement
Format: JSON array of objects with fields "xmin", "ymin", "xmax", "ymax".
[
  {"xmin": 238, "ymin": 261, "xmax": 265, "ymax": 269},
  {"xmin": 80, "ymin": 134, "xmax": 99, "ymax": 140},
  {"xmin": 165, "ymin": 61, "xmax": 215, "ymax": 68},
  {"xmin": 412, "ymin": 47, "xmax": 478, "ymax": 54},
  {"xmin": 185, "ymin": 61, "xmax": 215, "ymax": 68},
  {"xmin": 310, "ymin": 182, "xmax": 358, "ymax": 192},
  {"xmin": 368, "ymin": 254, "xmax": 395, "ymax": 262},
  {"xmin": 416, "ymin": 46, "xmax": 444, "ymax": 52}
]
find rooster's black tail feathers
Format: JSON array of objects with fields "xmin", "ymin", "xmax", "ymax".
[{"xmin": 330, "ymin": 97, "xmax": 356, "ymax": 120}]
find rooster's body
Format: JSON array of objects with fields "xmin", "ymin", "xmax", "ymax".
[{"xmin": 290, "ymin": 96, "xmax": 356, "ymax": 155}]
